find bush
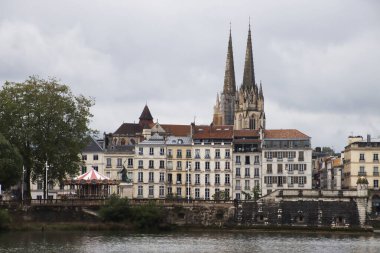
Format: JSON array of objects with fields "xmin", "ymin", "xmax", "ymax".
[
  {"xmin": 99, "ymin": 195, "xmax": 131, "ymax": 222},
  {"xmin": 0, "ymin": 209, "xmax": 10, "ymax": 229}
]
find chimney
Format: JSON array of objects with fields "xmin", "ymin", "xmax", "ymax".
[{"xmin": 367, "ymin": 134, "xmax": 371, "ymax": 143}]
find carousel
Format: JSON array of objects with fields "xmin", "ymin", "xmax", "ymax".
[{"xmin": 64, "ymin": 168, "xmax": 119, "ymax": 199}]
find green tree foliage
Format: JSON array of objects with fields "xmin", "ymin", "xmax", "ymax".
[
  {"xmin": 0, "ymin": 133, "xmax": 23, "ymax": 190},
  {"xmin": 99, "ymin": 196, "xmax": 165, "ymax": 229},
  {"xmin": 242, "ymin": 185, "xmax": 261, "ymax": 201},
  {"xmin": 0, "ymin": 209, "xmax": 10, "ymax": 230},
  {"xmin": 0, "ymin": 76, "xmax": 94, "ymax": 198}
]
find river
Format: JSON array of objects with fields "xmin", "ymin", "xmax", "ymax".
[{"xmin": 0, "ymin": 230, "xmax": 379, "ymax": 252}]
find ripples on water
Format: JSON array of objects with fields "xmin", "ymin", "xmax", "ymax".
[{"xmin": 0, "ymin": 230, "xmax": 379, "ymax": 253}]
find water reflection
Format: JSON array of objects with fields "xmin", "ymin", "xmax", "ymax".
[{"xmin": 0, "ymin": 231, "xmax": 379, "ymax": 253}]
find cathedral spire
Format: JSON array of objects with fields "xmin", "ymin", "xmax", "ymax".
[
  {"xmin": 259, "ymin": 81, "xmax": 264, "ymax": 99},
  {"xmin": 242, "ymin": 23, "xmax": 256, "ymax": 90},
  {"xmin": 223, "ymin": 27, "xmax": 236, "ymax": 94}
]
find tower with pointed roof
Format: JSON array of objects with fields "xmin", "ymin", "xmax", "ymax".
[
  {"xmin": 213, "ymin": 28, "xmax": 237, "ymax": 126},
  {"xmin": 234, "ymin": 24, "xmax": 265, "ymax": 131},
  {"xmin": 139, "ymin": 104, "xmax": 154, "ymax": 127}
]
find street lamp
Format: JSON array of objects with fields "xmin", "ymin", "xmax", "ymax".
[
  {"xmin": 187, "ymin": 163, "xmax": 191, "ymax": 204},
  {"xmin": 45, "ymin": 161, "xmax": 49, "ymax": 200},
  {"xmin": 21, "ymin": 166, "xmax": 25, "ymax": 204}
]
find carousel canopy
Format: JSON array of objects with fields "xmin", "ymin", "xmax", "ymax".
[{"xmin": 74, "ymin": 168, "xmax": 110, "ymax": 181}]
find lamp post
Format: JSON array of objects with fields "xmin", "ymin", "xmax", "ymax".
[
  {"xmin": 45, "ymin": 161, "xmax": 49, "ymax": 200},
  {"xmin": 21, "ymin": 166, "xmax": 25, "ymax": 204},
  {"xmin": 187, "ymin": 163, "xmax": 191, "ymax": 204}
]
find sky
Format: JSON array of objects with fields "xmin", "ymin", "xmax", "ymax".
[{"xmin": 0, "ymin": 0, "xmax": 379, "ymax": 152}]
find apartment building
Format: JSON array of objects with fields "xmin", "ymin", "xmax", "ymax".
[{"xmin": 261, "ymin": 129, "xmax": 312, "ymax": 195}]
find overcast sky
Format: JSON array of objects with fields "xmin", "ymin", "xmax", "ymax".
[{"xmin": 0, "ymin": 0, "xmax": 379, "ymax": 151}]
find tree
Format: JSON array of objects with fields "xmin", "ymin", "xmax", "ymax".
[
  {"xmin": 242, "ymin": 185, "xmax": 261, "ymax": 201},
  {"xmin": 0, "ymin": 76, "xmax": 94, "ymax": 199},
  {"xmin": 0, "ymin": 133, "xmax": 23, "ymax": 190}
]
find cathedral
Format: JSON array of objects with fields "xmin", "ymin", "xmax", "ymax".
[{"xmin": 213, "ymin": 25, "xmax": 265, "ymax": 131}]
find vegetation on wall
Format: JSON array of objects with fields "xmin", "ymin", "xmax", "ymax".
[{"xmin": 0, "ymin": 133, "xmax": 23, "ymax": 190}]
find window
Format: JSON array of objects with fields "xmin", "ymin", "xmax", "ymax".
[
  {"xmin": 149, "ymin": 186, "xmax": 154, "ymax": 196},
  {"xmin": 93, "ymin": 166, "xmax": 98, "ymax": 171},
  {"xmin": 205, "ymin": 149, "xmax": 210, "ymax": 159},
  {"xmin": 245, "ymin": 156, "xmax": 250, "ymax": 165},
  {"xmin": 149, "ymin": 160, "xmax": 154, "ymax": 169},
  {"xmin": 195, "ymin": 188, "xmax": 200, "ymax": 199},
  {"xmin": 138, "ymin": 160, "xmax": 143, "ymax": 168},
  {"xmin": 177, "ymin": 149, "xmax": 182, "ymax": 158},
  {"xmin": 139, "ymin": 147, "xmax": 143, "ymax": 155},
  {"xmin": 374, "ymin": 180, "xmax": 379, "ymax": 188},
  {"xmin": 225, "ymin": 161, "xmax": 230, "ymax": 170},
  {"xmin": 205, "ymin": 188, "xmax": 210, "ymax": 200},
  {"xmin": 254, "ymin": 156, "xmax": 260, "ymax": 164},
  {"xmin": 278, "ymin": 152, "xmax": 283, "ymax": 159},
  {"xmin": 299, "ymin": 176, "xmax": 306, "ymax": 185},
  {"xmin": 106, "ymin": 171, "xmax": 111, "ymax": 178},
  {"xmin": 177, "ymin": 161, "xmax": 182, "ymax": 169},
  {"xmin": 359, "ymin": 166, "xmax": 365, "ymax": 173},
  {"xmin": 195, "ymin": 174, "xmax": 200, "ymax": 184},
  {"xmin": 245, "ymin": 168, "xmax": 250, "ymax": 177},
  {"xmin": 195, "ymin": 149, "xmax": 200, "ymax": 159},
  {"xmin": 236, "ymin": 193, "xmax": 241, "ymax": 200},
  {"xmin": 236, "ymin": 167, "xmax": 241, "ymax": 177},
  {"xmin": 186, "ymin": 174, "xmax": 191, "ymax": 183},
  {"xmin": 225, "ymin": 189, "xmax": 230, "ymax": 199},
  {"xmin": 160, "ymin": 148, "xmax": 165, "ymax": 156},
  {"xmin": 236, "ymin": 156, "xmax": 241, "ymax": 164},
  {"xmin": 215, "ymin": 161, "xmax": 220, "ymax": 170},
  {"xmin": 254, "ymin": 168, "xmax": 259, "ymax": 177},
  {"xmin": 267, "ymin": 164, "xmax": 272, "ymax": 174},
  {"xmin": 168, "ymin": 149, "xmax": 173, "ymax": 157},
  {"xmin": 299, "ymin": 164, "xmax": 306, "ymax": 172},
  {"xmin": 186, "ymin": 187, "xmax": 190, "ymax": 197},
  {"xmin": 37, "ymin": 195, "xmax": 42, "ymax": 200},
  {"xmin": 186, "ymin": 149, "xmax": 191, "ymax": 158},
  {"xmin": 215, "ymin": 149, "xmax": 220, "ymax": 159},
  {"xmin": 277, "ymin": 164, "xmax": 283, "ymax": 174},
  {"xmin": 149, "ymin": 172, "xmax": 154, "ymax": 182},
  {"xmin": 168, "ymin": 174, "xmax": 173, "ymax": 184},
  {"xmin": 37, "ymin": 181, "xmax": 43, "ymax": 190},
  {"xmin": 160, "ymin": 160, "xmax": 165, "ymax": 169},
  {"xmin": 93, "ymin": 155, "xmax": 98, "ymax": 160},
  {"xmin": 167, "ymin": 187, "xmax": 172, "ymax": 195},
  {"xmin": 117, "ymin": 158, "xmax": 122, "ymax": 167},
  {"xmin": 176, "ymin": 174, "xmax": 182, "ymax": 184},
  {"xmin": 249, "ymin": 118, "xmax": 255, "ymax": 130},
  {"xmin": 374, "ymin": 154, "xmax": 379, "ymax": 161},
  {"xmin": 255, "ymin": 180, "xmax": 260, "ymax": 187},
  {"xmin": 128, "ymin": 158, "xmax": 133, "ymax": 167},
  {"xmin": 360, "ymin": 153, "xmax": 365, "ymax": 161},
  {"xmin": 298, "ymin": 151, "xmax": 304, "ymax": 162},
  {"xmin": 225, "ymin": 149, "xmax": 230, "ymax": 158},
  {"xmin": 177, "ymin": 187, "xmax": 182, "ymax": 196},
  {"xmin": 160, "ymin": 172, "xmax": 165, "ymax": 182},
  {"xmin": 159, "ymin": 186, "xmax": 165, "ymax": 197},
  {"xmin": 215, "ymin": 174, "xmax": 220, "ymax": 185},
  {"xmin": 266, "ymin": 152, "xmax": 272, "ymax": 159},
  {"xmin": 205, "ymin": 162, "xmax": 210, "ymax": 171},
  {"xmin": 195, "ymin": 162, "xmax": 200, "ymax": 170},
  {"xmin": 225, "ymin": 174, "xmax": 230, "ymax": 185},
  {"xmin": 138, "ymin": 172, "xmax": 143, "ymax": 182},
  {"xmin": 81, "ymin": 166, "xmax": 87, "ymax": 174},
  {"xmin": 82, "ymin": 155, "xmax": 87, "ymax": 161},
  {"xmin": 186, "ymin": 161, "xmax": 191, "ymax": 170},
  {"xmin": 205, "ymin": 174, "xmax": 210, "ymax": 185},
  {"xmin": 149, "ymin": 147, "xmax": 154, "ymax": 155},
  {"xmin": 245, "ymin": 180, "xmax": 250, "ymax": 190},
  {"xmin": 374, "ymin": 167, "xmax": 379, "ymax": 176},
  {"xmin": 289, "ymin": 152, "xmax": 296, "ymax": 159},
  {"xmin": 137, "ymin": 185, "xmax": 143, "ymax": 197}
]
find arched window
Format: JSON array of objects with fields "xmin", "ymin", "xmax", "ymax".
[
  {"xmin": 120, "ymin": 138, "xmax": 126, "ymax": 145},
  {"xmin": 249, "ymin": 117, "xmax": 255, "ymax": 130}
]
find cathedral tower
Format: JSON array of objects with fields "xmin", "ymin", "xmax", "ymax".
[
  {"xmin": 213, "ymin": 28, "xmax": 236, "ymax": 126},
  {"xmin": 234, "ymin": 25, "xmax": 265, "ymax": 130}
]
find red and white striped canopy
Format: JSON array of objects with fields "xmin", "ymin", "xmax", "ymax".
[{"xmin": 74, "ymin": 168, "xmax": 109, "ymax": 181}]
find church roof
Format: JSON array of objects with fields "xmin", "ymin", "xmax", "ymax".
[
  {"xmin": 139, "ymin": 105, "xmax": 153, "ymax": 121},
  {"xmin": 223, "ymin": 29, "xmax": 236, "ymax": 94},
  {"xmin": 264, "ymin": 129, "xmax": 310, "ymax": 139},
  {"xmin": 242, "ymin": 24, "xmax": 256, "ymax": 91},
  {"xmin": 114, "ymin": 123, "xmax": 143, "ymax": 135}
]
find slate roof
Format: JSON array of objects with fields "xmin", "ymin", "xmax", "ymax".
[
  {"xmin": 83, "ymin": 137, "xmax": 103, "ymax": 153},
  {"xmin": 166, "ymin": 136, "xmax": 192, "ymax": 145},
  {"xmin": 114, "ymin": 123, "xmax": 143, "ymax": 135},
  {"xmin": 264, "ymin": 129, "xmax": 310, "ymax": 139},
  {"xmin": 139, "ymin": 105, "xmax": 153, "ymax": 121}
]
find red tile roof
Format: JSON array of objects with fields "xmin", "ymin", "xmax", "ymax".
[
  {"xmin": 193, "ymin": 125, "xmax": 233, "ymax": 139},
  {"xmin": 114, "ymin": 123, "xmax": 143, "ymax": 135},
  {"xmin": 234, "ymin": 130, "xmax": 260, "ymax": 137},
  {"xmin": 264, "ymin": 129, "xmax": 310, "ymax": 139},
  {"xmin": 161, "ymin": 124, "xmax": 191, "ymax": 136}
]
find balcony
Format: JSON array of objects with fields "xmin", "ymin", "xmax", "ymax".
[
  {"xmin": 186, "ymin": 155, "xmax": 192, "ymax": 159},
  {"xmin": 254, "ymin": 174, "xmax": 260, "ymax": 178},
  {"xmin": 167, "ymin": 154, "xmax": 173, "ymax": 159},
  {"xmin": 266, "ymin": 171, "xmax": 272, "ymax": 175},
  {"xmin": 266, "ymin": 158, "xmax": 273, "ymax": 162},
  {"xmin": 215, "ymin": 183, "xmax": 220, "ymax": 186},
  {"xmin": 288, "ymin": 184, "xmax": 294, "ymax": 188},
  {"xmin": 288, "ymin": 158, "xmax": 294, "ymax": 162},
  {"xmin": 176, "ymin": 155, "xmax": 182, "ymax": 159},
  {"xmin": 176, "ymin": 167, "xmax": 182, "ymax": 171},
  {"xmin": 215, "ymin": 156, "xmax": 221, "ymax": 160},
  {"xmin": 225, "ymin": 183, "xmax": 231, "ymax": 186},
  {"xmin": 127, "ymin": 164, "xmax": 133, "ymax": 168},
  {"xmin": 195, "ymin": 182, "xmax": 200, "ymax": 185},
  {"xmin": 167, "ymin": 181, "xmax": 173, "ymax": 185},
  {"xmin": 176, "ymin": 181, "xmax": 182, "ymax": 185},
  {"xmin": 358, "ymin": 172, "xmax": 367, "ymax": 176},
  {"xmin": 266, "ymin": 184, "xmax": 272, "ymax": 188},
  {"xmin": 235, "ymin": 161, "xmax": 241, "ymax": 165},
  {"xmin": 235, "ymin": 174, "xmax": 241, "ymax": 178},
  {"xmin": 359, "ymin": 159, "xmax": 365, "ymax": 162},
  {"xmin": 288, "ymin": 170, "xmax": 294, "ymax": 174},
  {"xmin": 148, "ymin": 180, "xmax": 154, "ymax": 183},
  {"xmin": 205, "ymin": 182, "xmax": 210, "ymax": 186},
  {"xmin": 225, "ymin": 167, "xmax": 231, "ymax": 172},
  {"xmin": 277, "ymin": 184, "xmax": 283, "ymax": 188},
  {"xmin": 235, "ymin": 186, "xmax": 241, "ymax": 190},
  {"xmin": 245, "ymin": 174, "xmax": 250, "ymax": 178},
  {"xmin": 277, "ymin": 159, "xmax": 283, "ymax": 162},
  {"xmin": 205, "ymin": 155, "xmax": 211, "ymax": 159},
  {"xmin": 254, "ymin": 161, "xmax": 260, "ymax": 165},
  {"xmin": 195, "ymin": 155, "xmax": 201, "ymax": 159},
  {"xmin": 374, "ymin": 172, "xmax": 379, "ymax": 176},
  {"xmin": 244, "ymin": 186, "xmax": 250, "ymax": 190},
  {"xmin": 138, "ymin": 166, "xmax": 143, "ymax": 169}
]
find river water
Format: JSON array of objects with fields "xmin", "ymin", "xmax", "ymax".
[{"xmin": 0, "ymin": 230, "xmax": 379, "ymax": 253}]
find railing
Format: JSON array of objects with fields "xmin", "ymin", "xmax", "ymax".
[{"xmin": 358, "ymin": 172, "xmax": 367, "ymax": 176}]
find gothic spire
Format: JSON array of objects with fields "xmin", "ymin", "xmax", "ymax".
[
  {"xmin": 223, "ymin": 27, "xmax": 236, "ymax": 94},
  {"xmin": 242, "ymin": 24, "xmax": 256, "ymax": 90},
  {"xmin": 259, "ymin": 81, "xmax": 264, "ymax": 99}
]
